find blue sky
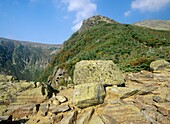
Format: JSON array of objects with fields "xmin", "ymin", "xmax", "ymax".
[{"xmin": 0, "ymin": 0, "xmax": 170, "ymax": 44}]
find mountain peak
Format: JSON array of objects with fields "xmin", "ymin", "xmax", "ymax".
[{"xmin": 78, "ymin": 15, "xmax": 118, "ymax": 33}]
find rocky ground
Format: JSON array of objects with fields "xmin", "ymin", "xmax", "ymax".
[{"xmin": 0, "ymin": 60, "xmax": 170, "ymax": 124}]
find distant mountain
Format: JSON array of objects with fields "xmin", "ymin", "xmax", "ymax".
[
  {"xmin": 0, "ymin": 37, "xmax": 61, "ymax": 81},
  {"xmin": 40, "ymin": 15, "xmax": 170, "ymax": 82},
  {"xmin": 133, "ymin": 20, "xmax": 170, "ymax": 31}
]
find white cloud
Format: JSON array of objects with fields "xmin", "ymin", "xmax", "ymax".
[
  {"xmin": 59, "ymin": 0, "xmax": 97, "ymax": 31},
  {"xmin": 124, "ymin": 11, "xmax": 131, "ymax": 17},
  {"xmin": 131, "ymin": 0, "xmax": 170, "ymax": 12}
]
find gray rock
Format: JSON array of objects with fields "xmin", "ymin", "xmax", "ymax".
[{"xmin": 0, "ymin": 115, "xmax": 12, "ymax": 122}]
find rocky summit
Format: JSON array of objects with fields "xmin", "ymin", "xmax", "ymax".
[{"xmin": 0, "ymin": 59, "xmax": 170, "ymax": 124}]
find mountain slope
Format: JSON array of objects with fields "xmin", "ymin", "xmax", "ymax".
[
  {"xmin": 40, "ymin": 15, "xmax": 170, "ymax": 82},
  {"xmin": 133, "ymin": 20, "xmax": 170, "ymax": 31},
  {"xmin": 0, "ymin": 37, "xmax": 61, "ymax": 81}
]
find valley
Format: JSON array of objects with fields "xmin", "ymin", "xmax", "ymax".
[{"xmin": 0, "ymin": 38, "xmax": 61, "ymax": 81}]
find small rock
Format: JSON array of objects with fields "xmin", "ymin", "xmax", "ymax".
[
  {"xmin": 50, "ymin": 97, "xmax": 60, "ymax": 105},
  {"xmin": 109, "ymin": 100, "xmax": 120, "ymax": 105},
  {"xmin": 166, "ymin": 93, "xmax": 170, "ymax": 102},
  {"xmin": 59, "ymin": 111, "xmax": 78, "ymax": 124},
  {"xmin": 39, "ymin": 103, "xmax": 49, "ymax": 116},
  {"xmin": 52, "ymin": 104, "xmax": 70, "ymax": 114},
  {"xmin": 53, "ymin": 100, "xmax": 60, "ymax": 105},
  {"xmin": 153, "ymin": 96, "xmax": 164, "ymax": 103},
  {"xmin": 138, "ymin": 85, "xmax": 158, "ymax": 95},
  {"xmin": 56, "ymin": 95, "xmax": 67, "ymax": 103},
  {"xmin": 0, "ymin": 115, "xmax": 12, "ymax": 122},
  {"xmin": 76, "ymin": 108, "xmax": 94, "ymax": 124},
  {"xmin": 107, "ymin": 87, "xmax": 139, "ymax": 100},
  {"xmin": 120, "ymin": 89, "xmax": 139, "ymax": 99},
  {"xmin": 36, "ymin": 82, "xmax": 42, "ymax": 87}
]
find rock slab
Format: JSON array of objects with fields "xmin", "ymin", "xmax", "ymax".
[
  {"xmin": 73, "ymin": 60, "xmax": 125, "ymax": 85},
  {"xmin": 104, "ymin": 105, "xmax": 150, "ymax": 124},
  {"xmin": 73, "ymin": 83, "xmax": 105, "ymax": 108}
]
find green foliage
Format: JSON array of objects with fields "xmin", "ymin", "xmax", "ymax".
[{"xmin": 40, "ymin": 21, "xmax": 170, "ymax": 82}]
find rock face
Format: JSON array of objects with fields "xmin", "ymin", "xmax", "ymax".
[
  {"xmin": 73, "ymin": 60, "xmax": 125, "ymax": 85},
  {"xmin": 150, "ymin": 59, "xmax": 170, "ymax": 71},
  {"xmin": 73, "ymin": 83, "xmax": 105, "ymax": 108}
]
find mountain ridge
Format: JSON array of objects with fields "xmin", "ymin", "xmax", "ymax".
[
  {"xmin": 133, "ymin": 20, "xmax": 170, "ymax": 31},
  {"xmin": 0, "ymin": 37, "xmax": 62, "ymax": 48},
  {"xmin": 40, "ymin": 15, "xmax": 170, "ymax": 82}
]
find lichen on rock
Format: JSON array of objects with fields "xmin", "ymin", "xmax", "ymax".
[
  {"xmin": 73, "ymin": 60, "xmax": 125, "ymax": 86},
  {"xmin": 73, "ymin": 83, "xmax": 105, "ymax": 108}
]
